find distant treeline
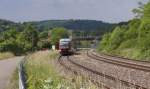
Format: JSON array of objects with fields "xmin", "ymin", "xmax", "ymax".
[
  {"xmin": 0, "ymin": 19, "xmax": 128, "ymax": 39},
  {"xmin": 25, "ymin": 20, "xmax": 118, "ymax": 37},
  {"xmin": 0, "ymin": 19, "xmax": 126, "ymax": 55}
]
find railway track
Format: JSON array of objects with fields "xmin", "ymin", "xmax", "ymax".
[
  {"xmin": 58, "ymin": 53, "xmax": 148, "ymax": 89},
  {"xmin": 87, "ymin": 50, "xmax": 150, "ymax": 89},
  {"xmin": 88, "ymin": 50, "xmax": 150, "ymax": 72},
  {"xmin": 58, "ymin": 55, "xmax": 110, "ymax": 89},
  {"xmin": 58, "ymin": 56, "xmax": 78, "ymax": 75}
]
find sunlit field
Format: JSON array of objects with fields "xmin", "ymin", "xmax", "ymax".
[{"xmin": 0, "ymin": 52, "xmax": 14, "ymax": 60}]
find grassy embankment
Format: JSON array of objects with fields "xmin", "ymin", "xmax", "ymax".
[
  {"xmin": 24, "ymin": 50, "xmax": 98, "ymax": 89},
  {"xmin": 98, "ymin": 1, "xmax": 150, "ymax": 61},
  {"xmin": 0, "ymin": 52, "xmax": 14, "ymax": 60}
]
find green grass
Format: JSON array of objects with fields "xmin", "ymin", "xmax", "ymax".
[
  {"xmin": 24, "ymin": 51, "xmax": 59, "ymax": 89},
  {"xmin": 0, "ymin": 52, "xmax": 14, "ymax": 60},
  {"xmin": 24, "ymin": 50, "xmax": 99, "ymax": 89}
]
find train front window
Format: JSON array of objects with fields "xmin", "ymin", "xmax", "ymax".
[{"xmin": 60, "ymin": 42, "xmax": 69, "ymax": 48}]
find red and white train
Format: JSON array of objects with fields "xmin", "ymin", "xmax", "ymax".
[{"xmin": 59, "ymin": 38, "xmax": 75, "ymax": 55}]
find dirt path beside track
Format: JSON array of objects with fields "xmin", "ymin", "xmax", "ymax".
[{"xmin": 0, "ymin": 57, "xmax": 24, "ymax": 89}]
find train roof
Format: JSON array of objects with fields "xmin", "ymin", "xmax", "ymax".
[{"xmin": 60, "ymin": 38, "xmax": 71, "ymax": 42}]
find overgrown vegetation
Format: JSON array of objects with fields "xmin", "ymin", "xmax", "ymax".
[
  {"xmin": 50, "ymin": 27, "xmax": 69, "ymax": 45},
  {"xmin": 24, "ymin": 51, "xmax": 98, "ymax": 89},
  {"xmin": 99, "ymin": 1, "xmax": 150, "ymax": 60},
  {"xmin": 0, "ymin": 24, "xmax": 39, "ymax": 55}
]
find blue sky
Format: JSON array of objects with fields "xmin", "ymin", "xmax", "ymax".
[{"xmin": 0, "ymin": 0, "xmax": 148, "ymax": 23}]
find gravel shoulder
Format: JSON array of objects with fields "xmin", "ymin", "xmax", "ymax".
[{"xmin": 0, "ymin": 56, "xmax": 24, "ymax": 89}]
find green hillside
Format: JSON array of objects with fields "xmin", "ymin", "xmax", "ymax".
[
  {"xmin": 26, "ymin": 20, "xmax": 116, "ymax": 33},
  {"xmin": 0, "ymin": 19, "xmax": 24, "ymax": 33},
  {"xmin": 0, "ymin": 19, "xmax": 118, "ymax": 34},
  {"xmin": 99, "ymin": 1, "xmax": 150, "ymax": 61},
  {"xmin": 0, "ymin": 19, "xmax": 119, "ymax": 55},
  {"xmin": 0, "ymin": 19, "xmax": 17, "ymax": 32}
]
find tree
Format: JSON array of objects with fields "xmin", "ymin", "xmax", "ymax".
[
  {"xmin": 39, "ymin": 31, "xmax": 48, "ymax": 39},
  {"xmin": 142, "ymin": 1, "xmax": 150, "ymax": 24},
  {"xmin": 2, "ymin": 26, "xmax": 18, "ymax": 40},
  {"xmin": 17, "ymin": 24, "xmax": 39, "ymax": 52},
  {"xmin": 37, "ymin": 31, "xmax": 51, "ymax": 49},
  {"xmin": 98, "ymin": 33, "xmax": 111, "ymax": 51},
  {"xmin": 50, "ymin": 28, "xmax": 69, "ymax": 45},
  {"xmin": 108, "ymin": 27, "xmax": 125, "ymax": 50},
  {"xmin": 132, "ymin": 2, "xmax": 144, "ymax": 18},
  {"xmin": 0, "ymin": 26, "xmax": 23, "ymax": 55},
  {"xmin": 99, "ymin": 1, "xmax": 150, "ymax": 60}
]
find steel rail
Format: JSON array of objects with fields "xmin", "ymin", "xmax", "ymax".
[
  {"xmin": 88, "ymin": 51, "xmax": 150, "ymax": 72},
  {"xmin": 58, "ymin": 55, "xmax": 147, "ymax": 89},
  {"xmin": 95, "ymin": 50, "xmax": 150, "ymax": 63},
  {"xmin": 58, "ymin": 56, "xmax": 110, "ymax": 89}
]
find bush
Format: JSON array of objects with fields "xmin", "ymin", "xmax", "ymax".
[
  {"xmin": 98, "ymin": 33, "xmax": 111, "ymax": 51},
  {"xmin": 50, "ymin": 28, "xmax": 69, "ymax": 45},
  {"xmin": 0, "ymin": 41, "xmax": 23, "ymax": 55},
  {"xmin": 118, "ymin": 39, "xmax": 137, "ymax": 49}
]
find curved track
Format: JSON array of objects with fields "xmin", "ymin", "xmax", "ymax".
[
  {"xmin": 87, "ymin": 51, "xmax": 150, "ymax": 89},
  {"xmin": 88, "ymin": 50, "xmax": 150, "ymax": 72},
  {"xmin": 58, "ymin": 53, "xmax": 148, "ymax": 89},
  {"xmin": 58, "ymin": 55, "xmax": 109, "ymax": 89}
]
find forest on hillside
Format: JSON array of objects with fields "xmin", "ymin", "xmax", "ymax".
[
  {"xmin": 27, "ymin": 20, "xmax": 116, "ymax": 31},
  {"xmin": 99, "ymin": 1, "xmax": 150, "ymax": 61},
  {"xmin": 0, "ymin": 19, "xmax": 119, "ymax": 55},
  {"xmin": 0, "ymin": 19, "xmax": 118, "ymax": 37}
]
